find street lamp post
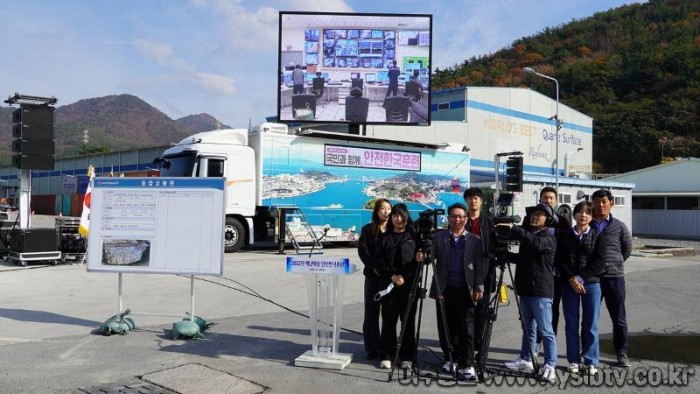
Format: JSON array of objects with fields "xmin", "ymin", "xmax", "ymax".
[{"xmin": 523, "ymin": 67, "xmax": 562, "ymax": 190}]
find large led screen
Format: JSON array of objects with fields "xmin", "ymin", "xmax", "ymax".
[{"xmin": 278, "ymin": 12, "xmax": 432, "ymax": 126}]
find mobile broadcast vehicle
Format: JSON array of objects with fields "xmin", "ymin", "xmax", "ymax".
[{"xmin": 156, "ymin": 123, "xmax": 470, "ymax": 253}]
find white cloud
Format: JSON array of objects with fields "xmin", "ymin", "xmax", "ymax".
[
  {"xmin": 278, "ymin": 0, "xmax": 353, "ymax": 12},
  {"xmin": 132, "ymin": 38, "xmax": 236, "ymax": 97},
  {"xmin": 195, "ymin": 72, "xmax": 236, "ymax": 96},
  {"xmin": 188, "ymin": 0, "xmax": 278, "ymax": 52},
  {"xmin": 189, "ymin": 0, "xmax": 352, "ymax": 53},
  {"xmin": 133, "ymin": 39, "xmax": 174, "ymax": 66}
]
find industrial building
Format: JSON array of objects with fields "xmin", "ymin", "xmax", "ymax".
[{"xmin": 605, "ymin": 158, "xmax": 700, "ymax": 239}]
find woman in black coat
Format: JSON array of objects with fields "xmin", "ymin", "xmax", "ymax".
[
  {"xmin": 375, "ymin": 203, "xmax": 419, "ymax": 369},
  {"xmin": 357, "ymin": 198, "xmax": 392, "ymax": 360}
]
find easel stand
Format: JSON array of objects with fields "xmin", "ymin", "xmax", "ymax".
[
  {"xmin": 287, "ymin": 256, "xmax": 355, "ymax": 370},
  {"xmin": 116, "ymin": 273, "xmax": 196, "ymax": 319}
]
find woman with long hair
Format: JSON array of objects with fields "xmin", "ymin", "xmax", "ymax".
[
  {"xmin": 375, "ymin": 203, "xmax": 419, "ymax": 369},
  {"xmin": 358, "ymin": 198, "xmax": 392, "ymax": 360}
]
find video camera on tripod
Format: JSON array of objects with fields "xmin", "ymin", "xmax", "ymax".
[
  {"xmin": 492, "ymin": 193, "xmax": 521, "ymax": 240},
  {"xmin": 413, "ymin": 208, "xmax": 444, "ymax": 259}
]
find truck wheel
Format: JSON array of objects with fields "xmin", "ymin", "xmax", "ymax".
[{"xmin": 224, "ymin": 218, "xmax": 245, "ymax": 253}]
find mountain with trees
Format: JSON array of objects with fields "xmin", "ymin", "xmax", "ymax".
[
  {"xmin": 433, "ymin": 0, "xmax": 700, "ymax": 173},
  {"xmin": 0, "ymin": 94, "xmax": 229, "ymax": 164},
  {"xmin": 176, "ymin": 113, "xmax": 231, "ymax": 134}
]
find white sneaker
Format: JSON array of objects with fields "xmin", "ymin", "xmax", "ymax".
[
  {"xmin": 400, "ymin": 360, "xmax": 413, "ymax": 369},
  {"xmin": 504, "ymin": 357, "xmax": 534, "ymax": 373},
  {"xmin": 585, "ymin": 365, "xmax": 598, "ymax": 376},
  {"xmin": 540, "ymin": 364, "xmax": 557, "ymax": 384},
  {"xmin": 379, "ymin": 360, "xmax": 391, "ymax": 369},
  {"xmin": 458, "ymin": 367, "xmax": 477, "ymax": 382},
  {"xmin": 442, "ymin": 361, "xmax": 454, "ymax": 373},
  {"xmin": 567, "ymin": 363, "xmax": 580, "ymax": 374}
]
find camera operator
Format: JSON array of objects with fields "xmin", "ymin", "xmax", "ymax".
[
  {"xmin": 522, "ymin": 187, "xmax": 570, "ymax": 337},
  {"xmin": 418, "ymin": 202, "xmax": 484, "ymax": 381},
  {"xmin": 462, "ymin": 187, "xmax": 496, "ymax": 357},
  {"xmin": 497, "ymin": 203, "xmax": 558, "ymax": 384}
]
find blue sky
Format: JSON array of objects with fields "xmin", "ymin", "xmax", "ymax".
[{"xmin": 0, "ymin": 0, "xmax": 642, "ymax": 128}]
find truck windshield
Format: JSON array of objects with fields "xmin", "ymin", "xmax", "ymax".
[{"xmin": 159, "ymin": 153, "xmax": 197, "ymax": 177}]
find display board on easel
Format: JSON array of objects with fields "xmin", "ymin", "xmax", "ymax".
[{"xmin": 86, "ymin": 177, "xmax": 225, "ymax": 275}]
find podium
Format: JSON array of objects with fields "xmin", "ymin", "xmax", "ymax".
[{"xmin": 286, "ymin": 256, "xmax": 356, "ymax": 370}]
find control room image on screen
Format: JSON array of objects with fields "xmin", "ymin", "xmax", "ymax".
[{"xmin": 278, "ymin": 12, "xmax": 432, "ymax": 126}]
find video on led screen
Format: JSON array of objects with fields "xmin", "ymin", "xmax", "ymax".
[{"xmin": 278, "ymin": 12, "xmax": 432, "ymax": 126}]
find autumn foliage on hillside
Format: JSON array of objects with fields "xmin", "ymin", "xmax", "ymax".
[{"xmin": 433, "ymin": 0, "xmax": 700, "ymax": 173}]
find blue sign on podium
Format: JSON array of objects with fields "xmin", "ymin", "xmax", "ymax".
[{"xmin": 286, "ymin": 257, "xmax": 353, "ymax": 275}]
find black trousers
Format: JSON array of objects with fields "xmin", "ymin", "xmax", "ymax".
[
  {"xmin": 363, "ymin": 275, "xmax": 382, "ymax": 353},
  {"xmin": 384, "ymin": 83, "xmax": 398, "ymax": 98},
  {"xmin": 601, "ymin": 276, "xmax": 628, "ymax": 355},
  {"xmin": 379, "ymin": 285, "xmax": 417, "ymax": 362},
  {"xmin": 552, "ymin": 275, "xmax": 562, "ymax": 334},
  {"xmin": 474, "ymin": 261, "xmax": 497, "ymax": 353},
  {"xmin": 436, "ymin": 285, "xmax": 476, "ymax": 367}
]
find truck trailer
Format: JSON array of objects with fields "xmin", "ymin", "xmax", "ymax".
[{"xmin": 157, "ymin": 123, "xmax": 471, "ymax": 253}]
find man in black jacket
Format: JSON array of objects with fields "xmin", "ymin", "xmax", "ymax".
[
  {"xmin": 462, "ymin": 187, "xmax": 495, "ymax": 357},
  {"xmin": 498, "ymin": 204, "xmax": 558, "ymax": 384},
  {"xmin": 590, "ymin": 189, "xmax": 632, "ymax": 367}
]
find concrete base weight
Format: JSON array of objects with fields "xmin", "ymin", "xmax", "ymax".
[{"xmin": 294, "ymin": 350, "xmax": 353, "ymax": 370}]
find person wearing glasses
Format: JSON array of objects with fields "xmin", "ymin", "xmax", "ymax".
[{"xmin": 419, "ymin": 202, "xmax": 484, "ymax": 381}]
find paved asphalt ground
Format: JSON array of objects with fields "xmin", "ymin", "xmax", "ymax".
[{"xmin": 0, "ymin": 216, "xmax": 698, "ymax": 393}]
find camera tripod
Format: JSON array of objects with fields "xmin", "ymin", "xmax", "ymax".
[
  {"xmin": 475, "ymin": 247, "xmax": 540, "ymax": 381},
  {"xmin": 386, "ymin": 238, "xmax": 457, "ymax": 382}
]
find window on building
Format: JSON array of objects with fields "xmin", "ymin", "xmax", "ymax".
[
  {"xmin": 667, "ymin": 196, "xmax": 699, "ymax": 210},
  {"xmin": 558, "ymin": 193, "xmax": 572, "ymax": 204},
  {"xmin": 614, "ymin": 196, "xmax": 625, "ymax": 206},
  {"xmin": 633, "ymin": 196, "xmax": 664, "ymax": 209},
  {"xmin": 437, "ymin": 102, "xmax": 449, "ymax": 111}
]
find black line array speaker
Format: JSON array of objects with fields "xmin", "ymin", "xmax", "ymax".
[
  {"xmin": 11, "ymin": 104, "xmax": 55, "ymax": 170},
  {"xmin": 9, "ymin": 228, "xmax": 58, "ymax": 253},
  {"xmin": 12, "ymin": 155, "xmax": 55, "ymax": 170}
]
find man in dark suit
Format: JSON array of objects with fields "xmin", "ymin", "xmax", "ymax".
[
  {"xmin": 384, "ymin": 60, "xmax": 401, "ymax": 103},
  {"xmin": 419, "ymin": 202, "xmax": 484, "ymax": 381}
]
